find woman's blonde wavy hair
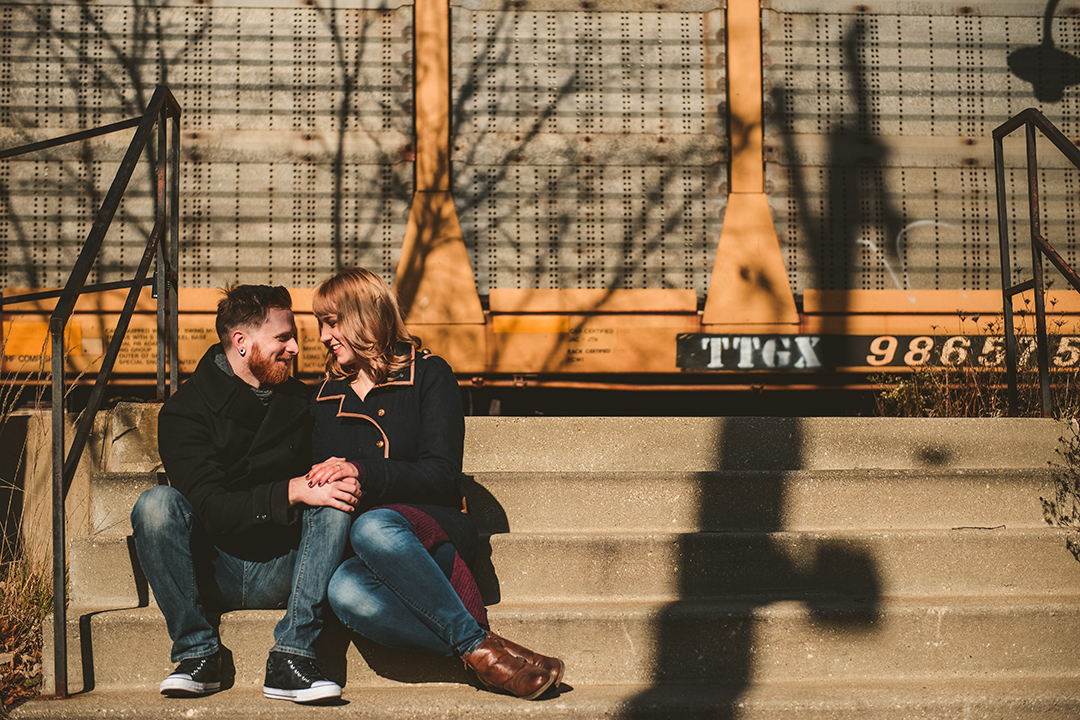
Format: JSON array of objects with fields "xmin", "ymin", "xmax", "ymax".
[{"xmin": 312, "ymin": 267, "xmax": 421, "ymax": 383}]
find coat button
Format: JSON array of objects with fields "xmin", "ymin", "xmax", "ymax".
[
  {"xmin": 378, "ymin": 408, "xmax": 386, "ymax": 417},
  {"xmin": 376, "ymin": 440, "xmax": 385, "ymax": 448}
]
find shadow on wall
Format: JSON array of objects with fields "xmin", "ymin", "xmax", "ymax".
[
  {"xmin": 0, "ymin": 2, "xmax": 412, "ymax": 289},
  {"xmin": 1008, "ymin": 0, "xmax": 1080, "ymax": 103},
  {"xmin": 3, "ymin": 1, "xmax": 719, "ymax": 317},
  {"xmin": 446, "ymin": 7, "xmax": 725, "ymax": 371},
  {"xmin": 769, "ymin": 18, "xmax": 905, "ymax": 375},
  {"xmin": 0, "ymin": 2, "xmax": 186, "ymax": 290},
  {"xmin": 771, "ymin": 6, "xmax": 1080, "ymax": 309},
  {"xmin": 624, "ymin": 418, "xmax": 881, "ymax": 717}
]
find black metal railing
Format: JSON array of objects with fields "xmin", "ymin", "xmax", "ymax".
[
  {"xmin": 994, "ymin": 107, "xmax": 1080, "ymax": 418},
  {"xmin": 0, "ymin": 84, "xmax": 181, "ymax": 697}
]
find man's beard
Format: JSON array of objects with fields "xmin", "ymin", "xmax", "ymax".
[{"xmin": 248, "ymin": 342, "xmax": 291, "ymax": 386}]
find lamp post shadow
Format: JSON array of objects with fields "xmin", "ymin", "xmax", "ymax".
[{"xmin": 623, "ymin": 418, "xmax": 882, "ymax": 717}]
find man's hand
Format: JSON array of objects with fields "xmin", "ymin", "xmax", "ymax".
[{"xmin": 288, "ymin": 473, "xmax": 360, "ymax": 511}]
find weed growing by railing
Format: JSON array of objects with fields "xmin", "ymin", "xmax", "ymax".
[
  {"xmin": 873, "ymin": 303, "xmax": 1080, "ymax": 419},
  {"xmin": 0, "ymin": 322, "xmax": 98, "ymax": 714},
  {"xmin": 870, "ymin": 300, "xmax": 1080, "ymax": 565},
  {"xmin": 0, "ymin": 559, "xmax": 51, "ymax": 714},
  {"xmin": 0, "ymin": 324, "xmax": 50, "ymax": 714},
  {"xmin": 1047, "ymin": 417, "xmax": 1080, "ymax": 562}
]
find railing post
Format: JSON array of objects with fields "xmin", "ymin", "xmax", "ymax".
[
  {"xmin": 50, "ymin": 323, "xmax": 67, "ymax": 698},
  {"xmin": 169, "ymin": 104, "xmax": 181, "ymax": 393},
  {"xmin": 156, "ymin": 106, "xmax": 168, "ymax": 401},
  {"xmin": 994, "ymin": 121, "xmax": 1019, "ymax": 416},
  {"xmin": 1024, "ymin": 120, "xmax": 1053, "ymax": 417},
  {"xmin": 994, "ymin": 108, "xmax": 1080, "ymax": 417}
]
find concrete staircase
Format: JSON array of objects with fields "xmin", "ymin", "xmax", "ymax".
[{"xmin": 13, "ymin": 407, "xmax": 1080, "ymax": 718}]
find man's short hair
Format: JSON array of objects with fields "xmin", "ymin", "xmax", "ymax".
[{"xmin": 215, "ymin": 285, "xmax": 293, "ymax": 344}]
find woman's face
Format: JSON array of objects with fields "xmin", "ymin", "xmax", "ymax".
[{"xmin": 318, "ymin": 314, "xmax": 358, "ymax": 369}]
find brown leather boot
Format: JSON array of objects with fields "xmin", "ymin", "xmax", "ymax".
[
  {"xmin": 489, "ymin": 633, "xmax": 565, "ymax": 688},
  {"xmin": 461, "ymin": 634, "xmax": 555, "ymax": 700}
]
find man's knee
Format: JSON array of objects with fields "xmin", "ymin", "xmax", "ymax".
[
  {"xmin": 304, "ymin": 505, "xmax": 353, "ymax": 544},
  {"xmin": 305, "ymin": 503, "xmax": 352, "ymax": 525},
  {"xmin": 131, "ymin": 484, "xmax": 189, "ymax": 536}
]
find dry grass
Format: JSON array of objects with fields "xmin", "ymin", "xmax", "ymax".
[
  {"xmin": 870, "ymin": 306, "xmax": 1080, "ymax": 568},
  {"xmin": 0, "ymin": 558, "xmax": 50, "ymax": 714},
  {"xmin": 873, "ymin": 311, "xmax": 1080, "ymax": 419},
  {"xmin": 1047, "ymin": 418, "xmax": 1080, "ymax": 563},
  {"xmin": 0, "ymin": 327, "xmax": 50, "ymax": 715},
  {"xmin": 0, "ymin": 320, "xmax": 110, "ymax": 713}
]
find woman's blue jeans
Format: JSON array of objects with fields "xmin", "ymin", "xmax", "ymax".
[
  {"xmin": 131, "ymin": 485, "xmax": 351, "ymax": 662},
  {"xmin": 328, "ymin": 508, "xmax": 487, "ymax": 658}
]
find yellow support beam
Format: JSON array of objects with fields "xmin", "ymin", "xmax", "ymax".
[
  {"xmin": 394, "ymin": 0, "xmax": 484, "ymax": 325},
  {"xmin": 727, "ymin": 0, "xmax": 764, "ymax": 194},
  {"xmin": 702, "ymin": 0, "xmax": 798, "ymax": 329}
]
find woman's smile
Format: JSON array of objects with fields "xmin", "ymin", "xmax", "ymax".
[{"xmin": 318, "ymin": 314, "xmax": 357, "ymax": 367}]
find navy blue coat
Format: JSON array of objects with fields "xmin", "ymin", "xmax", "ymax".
[{"xmin": 310, "ymin": 348, "xmax": 478, "ymax": 563}]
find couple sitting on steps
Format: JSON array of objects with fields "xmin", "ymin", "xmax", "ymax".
[{"xmin": 130, "ymin": 268, "xmax": 564, "ymax": 704}]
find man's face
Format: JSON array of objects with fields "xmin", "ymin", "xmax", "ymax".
[{"xmin": 246, "ymin": 307, "xmax": 299, "ymax": 386}]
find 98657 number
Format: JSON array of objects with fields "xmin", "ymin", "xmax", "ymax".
[{"xmin": 865, "ymin": 335, "xmax": 1080, "ymax": 368}]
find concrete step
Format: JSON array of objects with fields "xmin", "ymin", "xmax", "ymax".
[
  {"xmin": 89, "ymin": 472, "xmax": 160, "ymax": 537},
  {"xmin": 461, "ymin": 417, "xmax": 1062, "ymax": 473},
  {"xmin": 78, "ymin": 407, "xmax": 1065, "ymax": 476},
  {"xmin": 91, "ymin": 467, "xmax": 1058, "ymax": 540},
  {"xmin": 68, "ymin": 534, "xmax": 149, "ymax": 608},
  {"xmin": 46, "ymin": 595, "xmax": 1080, "ymax": 693},
  {"xmin": 481, "ymin": 528, "xmax": 1080, "ymax": 602},
  {"xmin": 44, "ymin": 410, "xmax": 1074, "ymax": 718},
  {"xmin": 14, "ymin": 678, "xmax": 1080, "ymax": 720},
  {"xmin": 69, "ymin": 527, "xmax": 1080, "ymax": 609},
  {"xmin": 466, "ymin": 468, "xmax": 1058, "ymax": 533}
]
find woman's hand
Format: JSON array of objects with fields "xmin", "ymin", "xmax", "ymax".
[
  {"xmin": 306, "ymin": 456, "xmax": 363, "ymax": 487},
  {"xmin": 288, "ymin": 472, "xmax": 361, "ymax": 511}
]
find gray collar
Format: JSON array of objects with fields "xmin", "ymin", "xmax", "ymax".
[{"xmin": 212, "ymin": 345, "xmax": 275, "ymax": 405}]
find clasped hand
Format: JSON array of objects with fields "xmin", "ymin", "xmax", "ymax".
[{"xmin": 288, "ymin": 456, "xmax": 362, "ymax": 511}]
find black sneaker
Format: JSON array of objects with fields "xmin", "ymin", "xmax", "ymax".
[
  {"xmin": 263, "ymin": 651, "xmax": 341, "ymax": 703},
  {"xmin": 160, "ymin": 654, "xmax": 220, "ymax": 696}
]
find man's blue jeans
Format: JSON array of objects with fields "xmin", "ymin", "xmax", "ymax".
[
  {"xmin": 131, "ymin": 485, "xmax": 351, "ymax": 662},
  {"xmin": 327, "ymin": 508, "xmax": 487, "ymax": 658}
]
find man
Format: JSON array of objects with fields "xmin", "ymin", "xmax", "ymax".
[{"xmin": 131, "ymin": 285, "xmax": 358, "ymax": 703}]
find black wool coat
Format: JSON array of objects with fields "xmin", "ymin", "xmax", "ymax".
[
  {"xmin": 157, "ymin": 344, "xmax": 313, "ymax": 558},
  {"xmin": 310, "ymin": 348, "xmax": 479, "ymax": 564}
]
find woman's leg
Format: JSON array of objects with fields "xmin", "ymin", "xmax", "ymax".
[
  {"xmin": 329, "ymin": 556, "xmax": 457, "ymax": 656},
  {"xmin": 335, "ymin": 508, "xmax": 557, "ymax": 699},
  {"xmin": 341, "ymin": 509, "xmax": 487, "ymax": 657}
]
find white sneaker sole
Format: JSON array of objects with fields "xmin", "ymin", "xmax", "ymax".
[
  {"xmin": 263, "ymin": 681, "xmax": 341, "ymax": 704},
  {"xmin": 160, "ymin": 677, "xmax": 220, "ymax": 696}
]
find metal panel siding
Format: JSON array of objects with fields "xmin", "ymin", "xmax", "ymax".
[
  {"xmin": 451, "ymin": 6, "xmax": 727, "ymax": 297},
  {"xmin": 0, "ymin": 2, "xmax": 412, "ymax": 289},
  {"xmin": 763, "ymin": 6, "xmax": 1080, "ymax": 293}
]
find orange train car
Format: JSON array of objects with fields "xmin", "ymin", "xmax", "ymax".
[{"xmin": 2, "ymin": 0, "xmax": 1079, "ymax": 395}]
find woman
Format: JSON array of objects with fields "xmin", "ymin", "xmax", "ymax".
[{"xmin": 305, "ymin": 267, "xmax": 564, "ymax": 700}]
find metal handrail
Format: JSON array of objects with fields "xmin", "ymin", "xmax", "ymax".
[
  {"xmin": 0, "ymin": 84, "xmax": 181, "ymax": 697},
  {"xmin": 994, "ymin": 107, "xmax": 1080, "ymax": 418}
]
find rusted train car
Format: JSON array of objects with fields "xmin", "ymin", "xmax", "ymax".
[{"xmin": 1, "ymin": 0, "xmax": 1079, "ymax": 396}]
